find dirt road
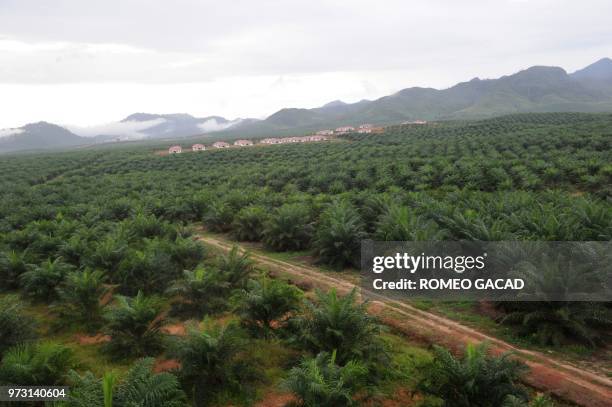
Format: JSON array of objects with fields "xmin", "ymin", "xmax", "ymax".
[{"xmin": 198, "ymin": 235, "xmax": 612, "ymax": 407}]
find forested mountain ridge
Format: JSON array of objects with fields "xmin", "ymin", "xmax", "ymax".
[
  {"xmin": 0, "ymin": 122, "xmax": 89, "ymax": 154},
  {"xmin": 224, "ymin": 58, "xmax": 612, "ymax": 136},
  {"xmin": 2, "ymin": 58, "xmax": 612, "ymax": 153}
]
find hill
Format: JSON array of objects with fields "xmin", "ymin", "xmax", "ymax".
[
  {"xmin": 223, "ymin": 58, "xmax": 612, "ymax": 136},
  {"xmin": 2, "ymin": 57, "xmax": 612, "ymax": 152},
  {"xmin": 0, "ymin": 122, "xmax": 89, "ymax": 154}
]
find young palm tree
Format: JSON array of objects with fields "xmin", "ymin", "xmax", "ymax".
[
  {"xmin": 235, "ymin": 277, "xmax": 302, "ymax": 336},
  {"xmin": 501, "ymin": 301, "xmax": 612, "ymax": 347},
  {"xmin": 114, "ymin": 358, "xmax": 187, "ymax": 406},
  {"xmin": 203, "ymin": 200, "xmax": 234, "ymax": 232},
  {"xmin": 262, "ymin": 203, "xmax": 313, "ymax": 251},
  {"xmin": 55, "ymin": 269, "xmax": 109, "ymax": 332},
  {"xmin": 282, "ymin": 351, "xmax": 367, "ymax": 407},
  {"xmin": 116, "ymin": 242, "xmax": 179, "ymax": 295},
  {"xmin": 169, "ymin": 236, "xmax": 206, "ymax": 270},
  {"xmin": 572, "ymin": 199, "xmax": 612, "ymax": 240},
  {"xmin": 434, "ymin": 211, "xmax": 512, "ymax": 241},
  {"xmin": 103, "ymin": 291, "xmax": 166, "ymax": 359},
  {"xmin": 374, "ymin": 204, "xmax": 444, "ymax": 241},
  {"xmin": 216, "ymin": 246, "xmax": 254, "ymax": 288},
  {"xmin": 500, "ymin": 254, "xmax": 612, "ymax": 346},
  {"xmin": 64, "ymin": 359, "xmax": 187, "ymax": 407},
  {"xmin": 89, "ymin": 234, "xmax": 127, "ymax": 276},
  {"xmin": 0, "ymin": 295, "xmax": 37, "ymax": 356},
  {"xmin": 232, "ymin": 205, "xmax": 268, "ymax": 241},
  {"xmin": 0, "ymin": 250, "xmax": 30, "ymax": 291},
  {"xmin": 167, "ymin": 267, "xmax": 230, "ymax": 317},
  {"xmin": 19, "ymin": 257, "xmax": 73, "ymax": 301},
  {"xmin": 419, "ymin": 343, "xmax": 528, "ymax": 407},
  {"xmin": 172, "ymin": 322, "xmax": 247, "ymax": 407},
  {"xmin": 293, "ymin": 289, "xmax": 388, "ymax": 367},
  {"xmin": 314, "ymin": 201, "xmax": 366, "ymax": 269},
  {"xmin": 0, "ymin": 341, "xmax": 74, "ymax": 385}
]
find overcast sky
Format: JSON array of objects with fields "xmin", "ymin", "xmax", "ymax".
[{"xmin": 1, "ymin": 0, "xmax": 611, "ymax": 129}]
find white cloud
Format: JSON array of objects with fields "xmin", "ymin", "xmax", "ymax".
[
  {"xmin": 0, "ymin": 128, "xmax": 24, "ymax": 138},
  {"xmin": 67, "ymin": 118, "xmax": 166, "ymax": 139},
  {"xmin": 198, "ymin": 118, "xmax": 240, "ymax": 133},
  {"xmin": 0, "ymin": 0, "xmax": 611, "ymax": 127}
]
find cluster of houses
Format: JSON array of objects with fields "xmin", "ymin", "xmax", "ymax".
[
  {"xmin": 260, "ymin": 134, "xmax": 328, "ymax": 144},
  {"xmin": 315, "ymin": 123, "xmax": 383, "ymax": 135},
  {"xmin": 167, "ymin": 122, "xmax": 390, "ymax": 154},
  {"xmin": 168, "ymin": 139, "xmax": 254, "ymax": 154}
]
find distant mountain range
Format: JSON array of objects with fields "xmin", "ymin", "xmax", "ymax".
[
  {"xmin": 1, "ymin": 57, "xmax": 611, "ymax": 153},
  {"xmin": 227, "ymin": 57, "xmax": 612, "ymax": 136}
]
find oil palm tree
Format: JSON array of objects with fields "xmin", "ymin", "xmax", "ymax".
[
  {"xmin": 19, "ymin": 257, "xmax": 73, "ymax": 301},
  {"xmin": 235, "ymin": 277, "xmax": 302, "ymax": 336},
  {"xmin": 216, "ymin": 245, "xmax": 254, "ymax": 288},
  {"xmin": 103, "ymin": 291, "xmax": 166, "ymax": 358},
  {"xmin": 64, "ymin": 358, "xmax": 187, "ymax": 407},
  {"xmin": 262, "ymin": 203, "xmax": 314, "ymax": 251},
  {"xmin": 375, "ymin": 204, "xmax": 445, "ymax": 241},
  {"xmin": 0, "ymin": 295, "xmax": 37, "ymax": 356},
  {"xmin": 167, "ymin": 266, "xmax": 230, "ymax": 317},
  {"xmin": 172, "ymin": 321, "xmax": 247, "ymax": 407},
  {"xmin": 500, "ymin": 252, "xmax": 612, "ymax": 346},
  {"xmin": 293, "ymin": 289, "xmax": 388, "ymax": 367},
  {"xmin": 419, "ymin": 343, "xmax": 528, "ymax": 407},
  {"xmin": 0, "ymin": 249, "xmax": 30, "ymax": 291},
  {"xmin": 282, "ymin": 351, "xmax": 367, "ymax": 407},
  {"xmin": 55, "ymin": 268, "xmax": 109, "ymax": 332},
  {"xmin": 0, "ymin": 341, "xmax": 74, "ymax": 385},
  {"xmin": 314, "ymin": 201, "xmax": 366, "ymax": 269},
  {"xmin": 232, "ymin": 205, "xmax": 268, "ymax": 241}
]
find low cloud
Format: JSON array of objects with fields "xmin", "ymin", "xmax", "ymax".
[
  {"xmin": 198, "ymin": 118, "xmax": 241, "ymax": 132},
  {"xmin": 0, "ymin": 128, "xmax": 24, "ymax": 138},
  {"xmin": 67, "ymin": 118, "xmax": 166, "ymax": 139}
]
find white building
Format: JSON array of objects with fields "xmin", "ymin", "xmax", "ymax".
[
  {"xmin": 212, "ymin": 141, "xmax": 230, "ymax": 148},
  {"xmin": 192, "ymin": 144, "xmax": 205, "ymax": 151},
  {"xmin": 316, "ymin": 129, "xmax": 334, "ymax": 136},
  {"xmin": 335, "ymin": 126, "xmax": 355, "ymax": 133},
  {"xmin": 234, "ymin": 139, "xmax": 253, "ymax": 147},
  {"xmin": 260, "ymin": 138, "xmax": 281, "ymax": 144},
  {"xmin": 168, "ymin": 145, "xmax": 182, "ymax": 154}
]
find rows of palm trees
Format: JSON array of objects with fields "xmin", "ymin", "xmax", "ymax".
[
  {"xmin": 0, "ymin": 252, "xmax": 553, "ymax": 406},
  {"xmin": 1, "ymin": 112, "xmax": 610, "ymax": 405}
]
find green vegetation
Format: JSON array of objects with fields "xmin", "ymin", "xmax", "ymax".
[
  {"xmin": 235, "ymin": 277, "xmax": 303, "ymax": 337},
  {"xmin": 65, "ymin": 358, "xmax": 187, "ymax": 406},
  {"xmin": 0, "ymin": 341, "xmax": 75, "ymax": 385},
  {"xmin": 103, "ymin": 291, "xmax": 166, "ymax": 359},
  {"xmin": 419, "ymin": 343, "xmax": 529, "ymax": 407},
  {"xmin": 171, "ymin": 321, "xmax": 250, "ymax": 406},
  {"xmin": 0, "ymin": 295, "xmax": 37, "ymax": 354},
  {"xmin": 1, "ymin": 112, "xmax": 610, "ymax": 405},
  {"xmin": 282, "ymin": 351, "xmax": 367, "ymax": 407},
  {"xmin": 292, "ymin": 289, "xmax": 388, "ymax": 368}
]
